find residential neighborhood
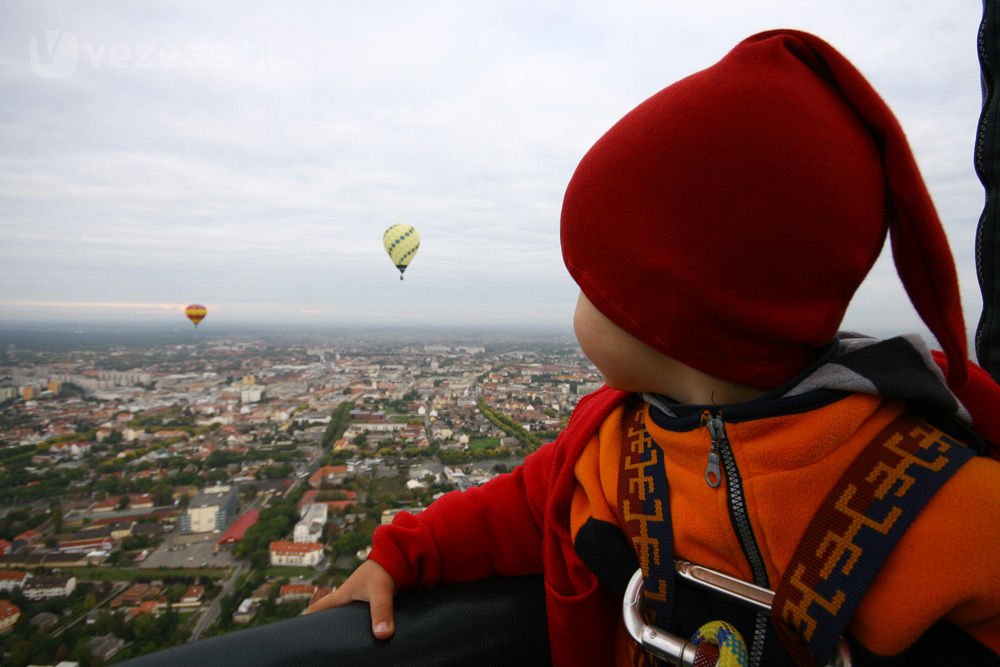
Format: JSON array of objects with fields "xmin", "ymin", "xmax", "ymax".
[{"xmin": 0, "ymin": 329, "xmax": 601, "ymax": 665}]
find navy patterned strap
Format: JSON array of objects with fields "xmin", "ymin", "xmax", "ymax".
[
  {"xmin": 619, "ymin": 405, "xmax": 675, "ymax": 666},
  {"xmin": 772, "ymin": 414, "xmax": 975, "ymax": 666}
]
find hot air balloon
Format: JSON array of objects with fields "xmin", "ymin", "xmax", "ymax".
[
  {"xmin": 185, "ymin": 304, "xmax": 207, "ymax": 327},
  {"xmin": 383, "ymin": 224, "xmax": 420, "ymax": 280}
]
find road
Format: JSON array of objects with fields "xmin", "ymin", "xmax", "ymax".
[
  {"xmin": 189, "ymin": 559, "xmax": 250, "ymax": 641},
  {"xmin": 52, "ymin": 581, "xmax": 127, "ymax": 638}
]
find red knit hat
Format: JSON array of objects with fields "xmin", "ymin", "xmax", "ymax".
[{"xmin": 561, "ymin": 29, "xmax": 967, "ymax": 389}]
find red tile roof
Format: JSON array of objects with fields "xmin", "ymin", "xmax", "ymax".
[
  {"xmin": 217, "ymin": 509, "xmax": 261, "ymax": 545},
  {"xmin": 269, "ymin": 541, "xmax": 322, "ymax": 555},
  {"xmin": 0, "ymin": 600, "xmax": 19, "ymax": 620}
]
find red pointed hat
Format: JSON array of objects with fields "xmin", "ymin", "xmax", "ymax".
[{"xmin": 561, "ymin": 29, "xmax": 967, "ymax": 389}]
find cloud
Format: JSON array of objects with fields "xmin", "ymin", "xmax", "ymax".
[{"xmin": 0, "ymin": 1, "xmax": 989, "ymax": 338}]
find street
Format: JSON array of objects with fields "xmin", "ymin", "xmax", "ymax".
[{"xmin": 188, "ymin": 560, "xmax": 250, "ymax": 642}]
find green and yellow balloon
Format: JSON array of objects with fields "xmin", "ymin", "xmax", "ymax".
[{"xmin": 383, "ymin": 224, "xmax": 420, "ymax": 280}]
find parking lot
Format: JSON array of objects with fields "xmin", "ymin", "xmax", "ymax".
[{"xmin": 139, "ymin": 531, "xmax": 236, "ymax": 570}]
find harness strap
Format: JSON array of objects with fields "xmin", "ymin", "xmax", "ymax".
[
  {"xmin": 772, "ymin": 413, "xmax": 975, "ymax": 666},
  {"xmin": 619, "ymin": 404, "xmax": 676, "ymax": 666}
]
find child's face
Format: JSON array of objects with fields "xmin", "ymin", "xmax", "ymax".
[
  {"xmin": 573, "ymin": 291, "xmax": 773, "ymax": 404},
  {"xmin": 573, "ymin": 291, "xmax": 675, "ymax": 393}
]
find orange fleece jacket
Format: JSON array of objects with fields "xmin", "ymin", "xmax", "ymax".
[{"xmin": 571, "ymin": 394, "xmax": 1000, "ymax": 661}]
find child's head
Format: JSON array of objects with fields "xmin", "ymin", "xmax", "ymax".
[
  {"xmin": 573, "ymin": 290, "xmax": 768, "ymax": 404},
  {"xmin": 561, "ymin": 30, "xmax": 968, "ymax": 391}
]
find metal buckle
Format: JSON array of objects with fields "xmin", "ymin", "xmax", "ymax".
[{"xmin": 623, "ymin": 564, "xmax": 852, "ymax": 667}]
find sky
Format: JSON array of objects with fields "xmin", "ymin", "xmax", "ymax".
[{"xmin": 0, "ymin": 2, "xmax": 991, "ymax": 346}]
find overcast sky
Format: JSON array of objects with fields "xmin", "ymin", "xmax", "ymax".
[{"xmin": 0, "ymin": 2, "xmax": 990, "ymax": 347}]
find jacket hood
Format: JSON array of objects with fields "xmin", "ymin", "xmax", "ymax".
[{"xmin": 645, "ymin": 332, "xmax": 973, "ymax": 430}]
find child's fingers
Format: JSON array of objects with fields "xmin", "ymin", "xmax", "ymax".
[
  {"xmin": 303, "ymin": 586, "xmax": 350, "ymax": 614},
  {"xmin": 302, "ymin": 559, "xmax": 398, "ymax": 640},
  {"xmin": 368, "ymin": 585, "xmax": 396, "ymax": 639},
  {"xmin": 364, "ymin": 560, "xmax": 397, "ymax": 638}
]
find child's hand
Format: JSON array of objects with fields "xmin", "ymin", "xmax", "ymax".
[{"xmin": 304, "ymin": 559, "xmax": 398, "ymax": 639}]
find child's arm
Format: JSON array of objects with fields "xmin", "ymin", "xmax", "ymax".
[{"xmin": 371, "ymin": 444, "xmax": 555, "ymax": 589}]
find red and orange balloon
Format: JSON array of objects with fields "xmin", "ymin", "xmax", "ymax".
[{"xmin": 185, "ymin": 304, "xmax": 207, "ymax": 327}]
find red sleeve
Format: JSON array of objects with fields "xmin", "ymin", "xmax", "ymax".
[{"xmin": 368, "ymin": 442, "xmax": 556, "ymax": 591}]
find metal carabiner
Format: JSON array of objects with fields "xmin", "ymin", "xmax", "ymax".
[
  {"xmin": 622, "ymin": 568, "xmax": 700, "ymax": 666},
  {"xmin": 622, "ymin": 565, "xmax": 852, "ymax": 667}
]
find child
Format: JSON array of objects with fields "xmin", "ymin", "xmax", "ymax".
[{"xmin": 307, "ymin": 30, "xmax": 1000, "ymax": 665}]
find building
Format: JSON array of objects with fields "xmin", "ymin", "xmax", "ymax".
[
  {"xmin": 13, "ymin": 529, "xmax": 42, "ymax": 548},
  {"xmin": 308, "ymin": 465, "xmax": 348, "ymax": 488},
  {"xmin": 107, "ymin": 521, "xmax": 134, "ymax": 540},
  {"xmin": 233, "ymin": 598, "xmax": 258, "ymax": 624},
  {"xmin": 172, "ymin": 485, "xmax": 199, "ymax": 502},
  {"xmin": 380, "ymin": 507, "xmax": 425, "ymax": 526},
  {"xmin": 269, "ymin": 541, "xmax": 323, "ymax": 567},
  {"xmin": 277, "ymin": 583, "xmax": 317, "ymax": 602},
  {"xmin": 250, "ymin": 582, "xmax": 273, "ymax": 603},
  {"xmin": 0, "ymin": 551, "xmax": 99, "ymax": 570},
  {"xmin": 241, "ymin": 387, "xmax": 265, "ymax": 404},
  {"xmin": 91, "ymin": 497, "xmax": 121, "ymax": 513},
  {"xmin": 181, "ymin": 485, "xmax": 239, "ymax": 534},
  {"xmin": 0, "ymin": 570, "xmax": 28, "ymax": 592},
  {"xmin": 110, "ymin": 583, "xmax": 162, "ymax": 609},
  {"xmin": 126, "ymin": 600, "xmax": 162, "ymax": 621},
  {"xmin": 59, "ymin": 525, "xmax": 114, "ymax": 554},
  {"xmin": 293, "ymin": 504, "xmax": 327, "ymax": 544},
  {"xmin": 216, "ymin": 509, "xmax": 260, "ymax": 550},
  {"xmin": 86, "ymin": 634, "xmax": 126, "ymax": 662},
  {"xmin": 29, "ymin": 611, "xmax": 60, "ymax": 631},
  {"xmin": 176, "ymin": 585, "xmax": 205, "ymax": 609},
  {"xmin": 128, "ymin": 493, "xmax": 155, "ymax": 509},
  {"xmin": 131, "ymin": 521, "xmax": 163, "ymax": 539},
  {"xmin": 318, "ymin": 489, "xmax": 357, "ymax": 512},
  {"xmin": 0, "ymin": 600, "xmax": 20, "ymax": 634},
  {"xmin": 50, "ymin": 440, "xmax": 91, "ymax": 458},
  {"xmin": 98, "ymin": 370, "xmax": 152, "ymax": 386},
  {"xmin": 23, "ymin": 574, "xmax": 76, "ymax": 600}
]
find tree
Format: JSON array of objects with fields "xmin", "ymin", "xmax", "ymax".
[
  {"xmin": 10, "ymin": 640, "xmax": 31, "ymax": 667},
  {"xmin": 151, "ymin": 482, "xmax": 174, "ymax": 507},
  {"xmin": 166, "ymin": 583, "xmax": 186, "ymax": 603},
  {"xmin": 218, "ymin": 594, "xmax": 235, "ymax": 629},
  {"xmin": 321, "ymin": 402, "xmax": 354, "ymax": 448},
  {"xmin": 132, "ymin": 613, "xmax": 160, "ymax": 645},
  {"xmin": 50, "ymin": 500, "xmax": 63, "ymax": 533}
]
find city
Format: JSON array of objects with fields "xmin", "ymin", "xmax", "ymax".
[{"xmin": 0, "ymin": 325, "xmax": 602, "ymax": 666}]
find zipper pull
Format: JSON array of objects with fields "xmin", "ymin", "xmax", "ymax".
[
  {"xmin": 705, "ymin": 450, "xmax": 721, "ymax": 488},
  {"xmin": 704, "ymin": 412, "xmax": 724, "ymax": 488}
]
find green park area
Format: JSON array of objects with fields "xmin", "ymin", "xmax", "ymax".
[{"xmin": 468, "ymin": 437, "xmax": 501, "ymax": 451}]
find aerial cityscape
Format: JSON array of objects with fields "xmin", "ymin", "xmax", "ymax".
[{"xmin": 0, "ymin": 324, "xmax": 601, "ymax": 666}]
